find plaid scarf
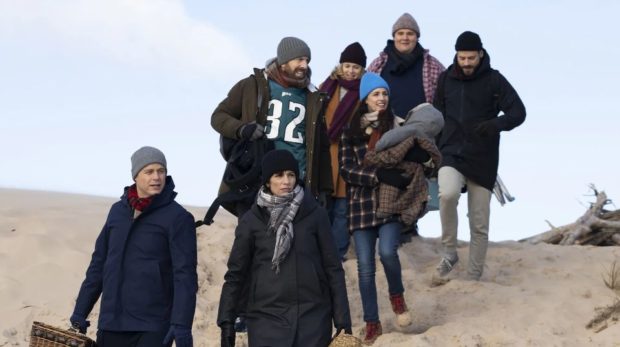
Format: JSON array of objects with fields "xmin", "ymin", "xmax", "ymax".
[
  {"xmin": 256, "ymin": 185, "xmax": 304, "ymax": 273},
  {"xmin": 126, "ymin": 185, "xmax": 153, "ymax": 212}
]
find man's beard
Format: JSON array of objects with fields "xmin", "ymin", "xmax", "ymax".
[
  {"xmin": 460, "ymin": 65, "xmax": 475, "ymax": 76},
  {"xmin": 283, "ymin": 66, "xmax": 308, "ymax": 80}
]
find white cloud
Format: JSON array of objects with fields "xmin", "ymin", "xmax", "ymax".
[{"xmin": 0, "ymin": 0, "xmax": 251, "ymax": 79}]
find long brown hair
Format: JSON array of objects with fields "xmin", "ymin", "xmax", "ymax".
[{"xmin": 345, "ymin": 102, "xmax": 395, "ymax": 145}]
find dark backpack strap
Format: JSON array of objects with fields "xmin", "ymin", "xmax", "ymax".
[
  {"xmin": 196, "ymin": 138, "xmax": 268, "ymax": 228},
  {"xmin": 195, "ymin": 187, "xmax": 258, "ymax": 227}
]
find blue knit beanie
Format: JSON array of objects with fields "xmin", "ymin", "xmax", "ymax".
[{"xmin": 359, "ymin": 73, "xmax": 390, "ymax": 101}]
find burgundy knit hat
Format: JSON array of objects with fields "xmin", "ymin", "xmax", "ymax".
[{"xmin": 339, "ymin": 42, "xmax": 367, "ymax": 67}]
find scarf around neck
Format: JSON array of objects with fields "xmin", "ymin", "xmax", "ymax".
[
  {"xmin": 320, "ymin": 77, "xmax": 360, "ymax": 142},
  {"xmin": 256, "ymin": 185, "xmax": 305, "ymax": 273},
  {"xmin": 127, "ymin": 185, "xmax": 153, "ymax": 212},
  {"xmin": 361, "ymin": 111, "xmax": 382, "ymax": 150},
  {"xmin": 266, "ymin": 60, "xmax": 311, "ymax": 89},
  {"xmin": 385, "ymin": 41, "xmax": 425, "ymax": 76}
]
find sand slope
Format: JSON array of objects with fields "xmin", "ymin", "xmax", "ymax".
[{"xmin": 1, "ymin": 188, "xmax": 619, "ymax": 346}]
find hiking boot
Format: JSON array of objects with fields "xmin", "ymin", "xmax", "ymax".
[
  {"xmin": 389, "ymin": 293, "xmax": 412, "ymax": 327},
  {"xmin": 436, "ymin": 255, "xmax": 459, "ymax": 277},
  {"xmin": 360, "ymin": 321, "xmax": 382, "ymax": 345}
]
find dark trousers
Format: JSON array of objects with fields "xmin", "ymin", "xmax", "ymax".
[{"xmin": 96, "ymin": 330, "xmax": 170, "ymax": 347}]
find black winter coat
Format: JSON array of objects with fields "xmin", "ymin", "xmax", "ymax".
[
  {"xmin": 217, "ymin": 188, "xmax": 351, "ymax": 347},
  {"xmin": 73, "ymin": 176, "xmax": 198, "ymax": 331},
  {"xmin": 433, "ymin": 51, "xmax": 526, "ymax": 190}
]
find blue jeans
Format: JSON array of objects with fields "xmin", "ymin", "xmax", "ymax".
[
  {"xmin": 353, "ymin": 222, "xmax": 404, "ymax": 322},
  {"xmin": 328, "ymin": 198, "xmax": 349, "ymax": 260}
]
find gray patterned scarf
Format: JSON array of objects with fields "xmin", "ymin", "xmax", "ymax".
[{"xmin": 256, "ymin": 185, "xmax": 304, "ymax": 273}]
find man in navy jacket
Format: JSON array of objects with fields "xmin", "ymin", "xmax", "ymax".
[{"xmin": 71, "ymin": 146, "xmax": 197, "ymax": 347}]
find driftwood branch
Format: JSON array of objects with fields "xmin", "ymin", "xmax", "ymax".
[{"xmin": 521, "ymin": 186, "xmax": 620, "ymax": 246}]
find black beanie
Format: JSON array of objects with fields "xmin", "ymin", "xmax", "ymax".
[
  {"xmin": 261, "ymin": 149, "xmax": 299, "ymax": 186},
  {"xmin": 339, "ymin": 42, "xmax": 367, "ymax": 67},
  {"xmin": 455, "ymin": 31, "xmax": 483, "ymax": 51}
]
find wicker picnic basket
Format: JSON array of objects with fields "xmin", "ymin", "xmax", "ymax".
[
  {"xmin": 328, "ymin": 331, "xmax": 362, "ymax": 347},
  {"xmin": 29, "ymin": 321, "xmax": 96, "ymax": 347}
]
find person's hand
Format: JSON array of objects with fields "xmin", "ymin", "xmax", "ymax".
[
  {"xmin": 237, "ymin": 122, "xmax": 264, "ymax": 141},
  {"xmin": 376, "ymin": 168, "xmax": 412, "ymax": 189},
  {"xmin": 318, "ymin": 192, "xmax": 332, "ymax": 209},
  {"xmin": 332, "ymin": 327, "xmax": 353, "ymax": 338},
  {"xmin": 69, "ymin": 314, "xmax": 90, "ymax": 334},
  {"xmin": 403, "ymin": 146, "xmax": 431, "ymax": 163},
  {"xmin": 163, "ymin": 324, "xmax": 193, "ymax": 347},
  {"xmin": 474, "ymin": 120, "xmax": 499, "ymax": 137},
  {"xmin": 220, "ymin": 322, "xmax": 236, "ymax": 347}
]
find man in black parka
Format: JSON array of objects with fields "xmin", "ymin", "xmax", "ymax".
[{"xmin": 433, "ymin": 31, "xmax": 526, "ymax": 280}]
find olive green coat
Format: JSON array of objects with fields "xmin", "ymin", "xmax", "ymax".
[{"xmin": 211, "ymin": 68, "xmax": 333, "ymax": 197}]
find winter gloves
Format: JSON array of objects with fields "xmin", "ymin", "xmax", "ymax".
[
  {"xmin": 69, "ymin": 314, "xmax": 90, "ymax": 334},
  {"xmin": 474, "ymin": 120, "xmax": 500, "ymax": 137},
  {"xmin": 220, "ymin": 322, "xmax": 236, "ymax": 347},
  {"xmin": 376, "ymin": 168, "xmax": 412, "ymax": 189},
  {"xmin": 403, "ymin": 146, "xmax": 430, "ymax": 164},
  {"xmin": 336, "ymin": 327, "xmax": 353, "ymax": 335},
  {"xmin": 318, "ymin": 191, "xmax": 332, "ymax": 209},
  {"xmin": 163, "ymin": 324, "xmax": 193, "ymax": 347},
  {"xmin": 237, "ymin": 122, "xmax": 264, "ymax": 141}
]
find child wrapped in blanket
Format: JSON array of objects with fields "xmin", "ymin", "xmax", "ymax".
[{"xmin": 364, "ymin": 103, "xmax": 443, "ymax": 226}]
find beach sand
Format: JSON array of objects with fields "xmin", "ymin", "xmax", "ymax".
[{"xmin": 1, "ymin": 188, "xmax": 619, "ymax": 346}]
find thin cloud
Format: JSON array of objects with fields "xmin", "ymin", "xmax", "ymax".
[{"xmin": 0, "ymin": 0, "xmax": 251, "ymax": 79}]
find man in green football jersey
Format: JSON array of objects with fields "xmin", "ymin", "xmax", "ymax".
[
  {"xmin": 211, "ymin": 37, "xmax": 334, "ymax": 334},
  {"xmin": 212, "ymin": 36, "xmax": 333, "ymax": 212}
]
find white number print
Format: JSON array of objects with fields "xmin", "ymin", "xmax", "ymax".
[{"xmin": 265, "ymin": 100, "xmax": 305, "ymax": 143}]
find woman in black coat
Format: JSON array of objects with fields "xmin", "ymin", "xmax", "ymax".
[{"xmin": 217, "ymin": 149, "xmax": 352, "ymax": 347}]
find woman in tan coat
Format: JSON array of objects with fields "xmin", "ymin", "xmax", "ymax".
[{"xmin": 318, "ymin": 42, "xmax": 366, "ymax": 261}]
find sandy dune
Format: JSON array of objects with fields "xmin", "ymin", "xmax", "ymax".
[{"xmin": 1, "ymin": 188, "xmax": 619, "ymax": 346}]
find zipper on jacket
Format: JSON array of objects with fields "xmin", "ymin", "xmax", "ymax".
[{"xmin": 457, "ymin": 83, "xmax": 465, "ymax": 157}]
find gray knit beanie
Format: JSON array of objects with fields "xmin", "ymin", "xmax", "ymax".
[
  {"xmin": 392, "ymin": 12, "xmax": 420, "ymax": 37},
  {"xmin": 277, "ymin": 37, "xmax": 311, "ymax": 65},
  {"xmin": 131, "ymin": 146, "xmax": 167, "ymax": 179}
]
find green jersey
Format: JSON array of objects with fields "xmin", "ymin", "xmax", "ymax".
[{"xmin": 265, "ymin": 80, "xmax": 308, "ymax": 178}]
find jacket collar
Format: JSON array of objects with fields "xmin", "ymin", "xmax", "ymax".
[{"xmin": 121, "ymin": 175, "xmax": 177, "ymax": 213}]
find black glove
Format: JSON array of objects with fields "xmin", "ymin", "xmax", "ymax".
[
  {"xmin": 69, "ymin": 314, "xmax": 90, "ymax": 334},
  {"xmin": 474, "ymin": 120, "xmax": 499, "ymax": 137},
  {"xmin": 403, "ymin": 146, "xmax": 431, "ymax": 163},
  {"xmin": 237, "ymin": 122, "xmax": 264, "ymax": 141},
  {"xmin": 163, "ymin": 324, "xmax": 193, "ymax": 347},
  {"xmin": 318, "ymin": 192, "xmax": 332, "ymax": 209},
  {"xmin": 221, "ymin": 322, "xmax": 236, "ymax": 347},
  {"xmin": 376, "ymin": 168, "xmax": 412, "ymax": 189},
  {"xmin": 332, "ymin": 327, "xmax": 353, "ymax": 339}
]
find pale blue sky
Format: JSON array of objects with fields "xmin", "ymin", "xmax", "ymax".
[{"xmin": 1, "ymin": 0, "xmax": 619, "ymax": 242}]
